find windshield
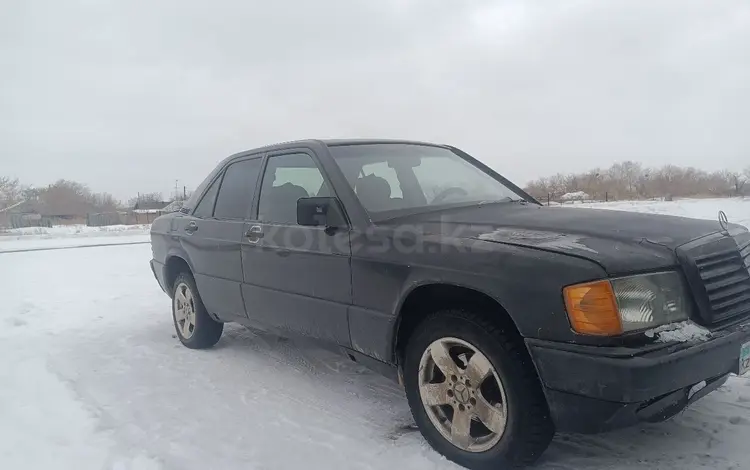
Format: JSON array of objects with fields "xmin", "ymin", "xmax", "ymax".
[{"xmin": 328, "ymin": 143, "xmax": 523, "ymax": 220}]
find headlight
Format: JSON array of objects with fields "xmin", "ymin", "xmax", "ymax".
[
  {"xmin": 611, "ymin": 272, "xmax": 690, "ymax": 332},
  {"xmin": 564, "ymin": 272, "xmax": 690, "ymax": 336}
]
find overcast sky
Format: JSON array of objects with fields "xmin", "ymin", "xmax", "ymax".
[{"xmin": 2, "ymin": 0, "xmax": 749, "ymax": 201}]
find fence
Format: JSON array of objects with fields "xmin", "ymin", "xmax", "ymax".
[
  {"xmin": 86, "ymin": 212, "xmax": 124, "ymax": 227},
  {"xmin": 537, "ymin": 192, "xmax": 683, "ymax": 206},
  {"xmin": 1, "ymin": 205, "xmax": 177, "ymax": 229},
  {"xmin": 86, "ymin": 211, "xmax": 166, "ymax": 227},
  {"xmin": 3, "ymin": 213, "xmax": 87, "ymax": 229},
  {"xmin": 131, "ymin": 211, "xmax": 164, "ymax": 224},
  {"xmin": 537, "ymin": 192, "xmax": 612, "ymax": 206}
]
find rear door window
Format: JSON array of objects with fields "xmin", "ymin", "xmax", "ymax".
[{"xmin": 213, "ymin": 158, "xmax": 263, "ymax": 219}]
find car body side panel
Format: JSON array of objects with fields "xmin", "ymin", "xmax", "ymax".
[
  {"xmin": 347, "ymin": 229, "xmax": 607, "ymax": 363},
  {"xmin": 150, "ymin": 214, "xmax": 190, "ymax": 293},
  {"xmin": 194, "ymin": 274, "xmax": 246, "ymax": 321},
  {"xmin": 347, "ymin": 305, "xmax": 393, "ymax": 362},
  {"xmin": 239, "ymin": 145, "xmax": 354, "ymax": 346},
  {"xmin": 176, "ymin": 216, "xmax": 247, "ymax": 320},
  {"xmin": 149, "ymin": 219, "xmax": 173, "ymax": 261},
  {"xmin": 241, "ymin": 226, "xmax": 352, "ymax": 345},
  {"xmin": 241, "ymin": 283, "xmax": 352, "ymax": 343},
  {"xmin": 150, "ymin": 259, "xmax": 167, "ymax": 293},
  {"xmin": 165, "ymin": 245, "xmax": 195, "ymax": 272}
]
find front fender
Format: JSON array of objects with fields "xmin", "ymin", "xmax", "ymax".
[{"xmin": 348, "ymin": 237, "xmax": 607, "ymax": 364}]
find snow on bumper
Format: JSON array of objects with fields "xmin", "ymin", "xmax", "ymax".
[{"xmin": 526, "ymin": 317, "xmax": 750, "ymax": 433}]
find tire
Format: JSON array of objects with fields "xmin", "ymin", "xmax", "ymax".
[
  {"xmin": 403, "ymin": 309, "xmax": 554, "ymax": 469},
  {"xmin": 171, "ymin": 272, "xmax": 223, "ymax": 349}
]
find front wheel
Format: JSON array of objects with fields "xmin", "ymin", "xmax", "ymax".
[
  {"xmin": 172, "ymin": 272, "xmax": 223, "ymax": 349},
  {"xmin": 403, "ymin": 309, "xmax": 554, "ymax": 469}
]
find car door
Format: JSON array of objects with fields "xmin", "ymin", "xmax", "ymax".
[
  {"xmin": 240, "ymin": 150, "xmax": 352, "ymax": 345},
  {"xmin": 179, "ymin": 156, "xmax": 263, "ymax": 320}
]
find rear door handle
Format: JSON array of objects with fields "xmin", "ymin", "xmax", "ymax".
[
  {"xmin": 184, "ymin": 221, "xmax": 198, "ymax": 234},
  {"xmin": 245, "ymin": 225, "xmax": 263, "ymax": 243}
]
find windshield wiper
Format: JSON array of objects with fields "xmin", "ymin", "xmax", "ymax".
[
  {"xmin": 379, "ymin": 198, "xmax": 530, "ymax": 223},
  {"xmin": 477, "ymin": 197, "xmax": 528, "ymax": 205}
]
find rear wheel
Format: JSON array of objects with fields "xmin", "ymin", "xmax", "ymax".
[
  {"xmin": 403, "ymin": 309, "xmax": 554, "ymax": 469},
  {"xmin": 172, "ymin": 272, "xmax": 223, "ymax": 349}
]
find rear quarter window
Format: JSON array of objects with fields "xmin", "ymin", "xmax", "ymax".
[{"xmin": 192, "ymin": 176, "xmax": 222, "ymax": 218}]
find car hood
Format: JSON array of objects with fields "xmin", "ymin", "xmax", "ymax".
[{"xmin": 388, "ymin": 203, "xmax": 724, "ymax": 275}]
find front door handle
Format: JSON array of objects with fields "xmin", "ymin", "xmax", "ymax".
[
  {"xmin": 245, "ymin": 225, "xmax": 263, "ymax": 243},
  {"xmin": 184, "ymin": 221, "xmax": 198, "ymax": 234}
]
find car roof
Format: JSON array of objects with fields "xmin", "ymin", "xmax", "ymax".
[
  {"xmin": 185, "ymin": 139, "xmax": 458, "ymax": 211},
  {"xmin": 226, "ymin": 138, "xmax": 448, "ymax": 159},
  {"xmin": 321, "ymin": 138, "xmax": 447, "ymax": 148}
]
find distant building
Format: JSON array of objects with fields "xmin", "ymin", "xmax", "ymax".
[
  {"xmin": 133, "ymin": 200, "xmax": 171, "ymax": 212},
  {"xmin": 128, "ymin": 200, "xmax": 182, "ymax": 224},
  {"xmin": 160, "ymin": 200, "xmax": 185, "ymax": 213}
]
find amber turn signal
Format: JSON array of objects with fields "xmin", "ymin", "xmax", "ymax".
[{"xmin": 563, "ymin": 280, "xmax": 623, "ymax": 336}]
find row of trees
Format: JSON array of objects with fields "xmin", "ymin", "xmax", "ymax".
[
  {"xmin": 0, "ymin": 177, "xmax": 184, "ymax": 215},
  {"xmin": 524, "ymin": 162, "xmax": 750, "ymax": 202},
  {"xmin": 0, "ymin": 177, "xmax": 120, "ymax": 215},
  {"xmin": 3, "ymin": 162, "xmax": 748, "ymax": 216}
]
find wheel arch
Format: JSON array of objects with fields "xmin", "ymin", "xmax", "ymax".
[
  {"xmin": 391, "ymin": 282, "xmax": 523, "ymax": 366},
  {"xmin": 164, "ymin": 254, "xmax": 193, "ymax": 295}
]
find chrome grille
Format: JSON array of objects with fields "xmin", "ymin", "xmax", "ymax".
[{"xmin": 694, "ymin": 232, "xmax": 750, "ymax": 323}]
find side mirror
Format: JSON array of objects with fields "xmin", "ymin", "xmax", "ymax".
[{"xmin": 297, "ymin": 197, "xmax": 347, "ymax": 228}]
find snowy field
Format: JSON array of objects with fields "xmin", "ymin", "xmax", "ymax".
[
  {"xmin": 0, "ymin": 225, "xmax": 151, "ymax": 253},
  {"xmin": 566, "ymin": 197, "xmax": 750, "ymax": 228},
  {"xmin": 1, "ymin": 199, "xmax": 750, "ymax": 470}
]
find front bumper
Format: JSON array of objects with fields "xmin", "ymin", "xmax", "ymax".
[{"xmin": 527, "ymin": 318, "xmax": 750, "ymax": 434}]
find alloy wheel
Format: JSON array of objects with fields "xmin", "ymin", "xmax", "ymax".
[
  {"xmin": 174, "ymin": 282, "xmax": 196, "ymax": 339},
  {"xmin": 418, "ymin": 337, "xmax": 508, "ymax": 452}
]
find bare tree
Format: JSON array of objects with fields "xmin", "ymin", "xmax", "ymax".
[
  {"xmin": 88, "ymin": 192, "xmax": 120, "ymax": 212},
  {"xmin": 0, "ymin": 177, "xmax": 22, "ymax": 208},
  {"xmin": 127, "ymin": 192, "xmax": 164, "ymax": 209},
  {"xmin": 16, "ymin": 179, "xmax": 119, "ymax": 216},
  {"xmin": 39, "ymin": 180, "xmax": 93, "ymax": 215},
  {"xmin": 525, "ymin": 162, "xmax": 747, "ymax": 202},
  {"xmin": 523, "ymin": 177, "xmax": 550, "ymax": 201},
  {"xmin": 726, "ymin": 171, "xmax": 746, "ymax": 197},
  {"xmin": 620, "ymin": 161, "xmax": 643, "ymax": 196},
  {"xmin": 581, "ymin": 169, "xmax": 603, "ymax": 199},
  {"xmin": 547, "ymin": 173, "xmax": 569, "ymax": 197}
]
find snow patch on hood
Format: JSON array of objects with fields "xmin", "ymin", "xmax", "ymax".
[
  {"xmin": 476, "ymin": 229, "xmax": 598, "ymax": 254},
  {"xmin": 645, "ymin": 321, "xmax": 711, "ymax": 343}
]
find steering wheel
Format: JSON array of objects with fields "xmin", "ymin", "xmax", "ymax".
[{"xmin": 431, "ymin": 187, "xmax": 468, "ymax": 204}]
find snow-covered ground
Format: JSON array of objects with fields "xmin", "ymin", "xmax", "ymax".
[
  {"xmin": 565, "ymin": 197, "xmax": 750, "ymax": 227},
  {"xmin": 1, "ymin": 199, "xmax": 749, "ymax": 470},
  {"xmin": 0, "ymin": 224, "xmax": 150, "ymax": 253}
]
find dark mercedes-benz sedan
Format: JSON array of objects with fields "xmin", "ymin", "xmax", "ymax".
[{"xmin": 150, "ymin": 139, "xmax": 750, "ymax": 469}]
